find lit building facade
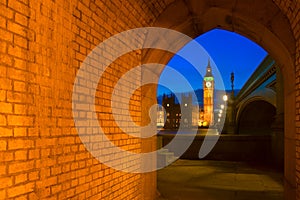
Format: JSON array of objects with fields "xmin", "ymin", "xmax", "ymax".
[
  {"xmin": 157, "ymin": 105, "xmax": 165, "ymax": 127},
  {"xmin": 203, "ymin": 60, "xmax": 215, "ymax": 125}
]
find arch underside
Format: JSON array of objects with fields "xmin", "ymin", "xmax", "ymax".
[
  {"xmin": 145, "ymin": 0, "xmax": 295, "ymax": 89},
  {"xmin": 147, "ymin": 0, "xmax": 296, "ymax": 199}
]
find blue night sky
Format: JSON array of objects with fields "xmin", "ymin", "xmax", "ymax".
[{"xmin": 157, "ymin": 29, "xmax": 267, "ymax": 95}]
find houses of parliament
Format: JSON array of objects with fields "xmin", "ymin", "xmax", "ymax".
[{"xmin": 157, "ymin": 60, "xmax": 215, "ymax": 129}]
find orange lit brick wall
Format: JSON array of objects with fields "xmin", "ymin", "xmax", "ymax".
[{"xmin": 0, "ymin": 0, "xmax": 168, "ymax": 199}]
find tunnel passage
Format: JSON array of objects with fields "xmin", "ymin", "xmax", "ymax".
[
  {"xmin": 238, "ymin": 100, "xmax": 276, "ymax": 135},
  {"xmin": 0, "ymin": 0, "xmax": 299, "ymax": 200}
]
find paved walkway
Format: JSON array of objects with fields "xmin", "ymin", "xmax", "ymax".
[{"xmin": 157, "ymin": 160, "xmax": 283, "ymax": 200}]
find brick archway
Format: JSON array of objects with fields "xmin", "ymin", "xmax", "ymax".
[
  {"xmin": 0, "ymin": 0, "xmax": 299, "ymax": 199},
  {"xmin": 149, "ymin": 0, "xmax": 297, "ymax": 199}
]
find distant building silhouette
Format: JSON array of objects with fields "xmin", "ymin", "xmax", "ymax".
[
  {"xmin": 162, "ymin": 94, "xmax": 180, "ymax": 129},
  {"xmin": 160, "ymin": 93, "xmax": 198, "ymax": 129}
]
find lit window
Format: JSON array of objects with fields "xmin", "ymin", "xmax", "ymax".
[
  {"xmin": 167, "ymin": 103, "xmax": 170, "ymax": 107},
  {"xmin": 184, "ymin": 103, "xmax": 187, "ymax": 107}
]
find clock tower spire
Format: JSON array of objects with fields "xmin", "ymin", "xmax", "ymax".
[{"xmin": 203, "ymin": 59, "xmax": 214, "ymax": 125}]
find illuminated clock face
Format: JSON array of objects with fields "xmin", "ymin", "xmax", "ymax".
[{"xmin": 206, "ymin": 81, "xmax": 212, "ymax": 88}]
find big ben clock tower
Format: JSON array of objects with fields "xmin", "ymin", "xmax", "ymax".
[{"xmin": 203, "ymin": 59, "xmax": 214, "ymax": 125}]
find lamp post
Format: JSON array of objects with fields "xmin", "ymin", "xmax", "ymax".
[
  {"xmin": 223, "ymin": 92, "xmax": 236, "ymax": 134},
  {"xmin": 216, "ymin": 95, "xmax": 228, "ymax": 134},
  {"xmin": 223, "ymin": 94, "xmax": 228, "ymax": 102},
  {"xmin": 220, "ymin": 72, "xmax": 236, "ymax": 134},
  {"xmin": 221, "ymin": 94, "xmax": 228, "ymax": 133}
]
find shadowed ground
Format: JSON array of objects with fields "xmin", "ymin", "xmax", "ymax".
[{"xmin": 157, "ymin": 160, "xmax": 283, "ymax": 200}]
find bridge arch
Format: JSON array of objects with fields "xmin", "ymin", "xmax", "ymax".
[
  {"xmin": 235, "ymin": 89, "xmax": 277, "ymax": 124},
  {"xmin": 236, "ymin": 99, "xmax": 276, "ymax": 135}
]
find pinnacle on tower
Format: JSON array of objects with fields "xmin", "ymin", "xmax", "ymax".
[{"xmin": 205, "ymin": 58, "xmax": 213, "ymax": 77}]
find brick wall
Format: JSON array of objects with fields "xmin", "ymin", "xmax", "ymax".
[
  {"xmin": 272, "ymin": 0, "xmax": 300, "ymax": 199},
  {"xmin": 0, "ymin": 0, "xmax": 165, "ymax": 199},
  {"xmin": 285, "ymin": 1, "xmax": 300, "ymax": 199}
]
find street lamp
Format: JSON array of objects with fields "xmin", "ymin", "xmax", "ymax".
[
  {"xmin": 216, "ymin": 94, "xmax": 228, "ymax": 134},
  {"xmin": 223, "ymin": 94, "xmax": 228, "ymax": 102}
]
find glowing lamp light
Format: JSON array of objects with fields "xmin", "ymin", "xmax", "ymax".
[{"xmin": 223, "ymin": 95, "xmax": 228, "ymax": 102}]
